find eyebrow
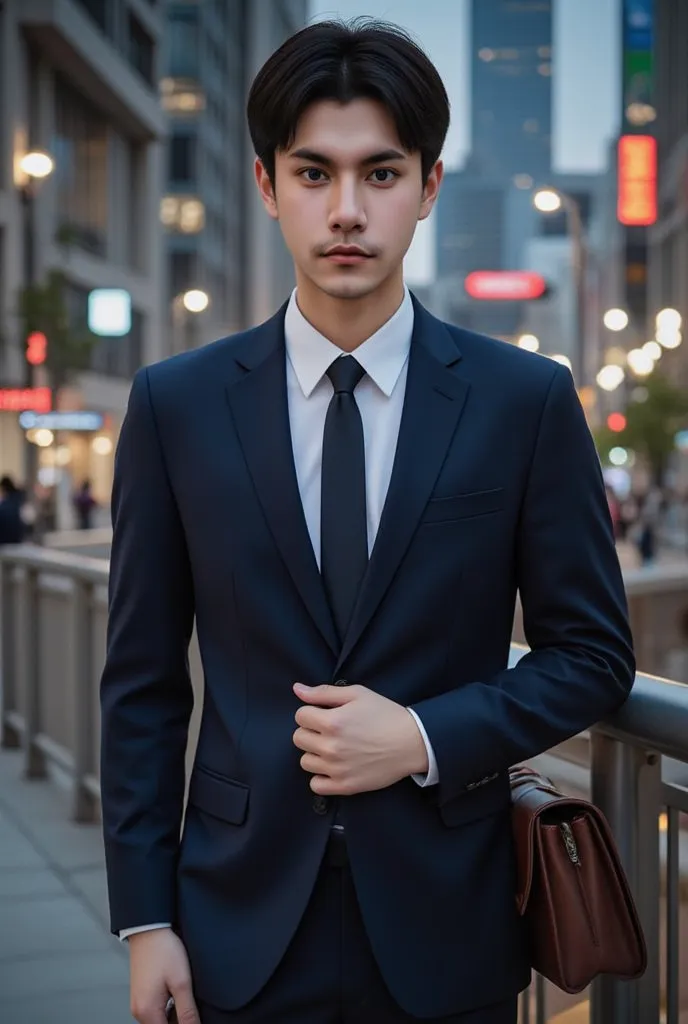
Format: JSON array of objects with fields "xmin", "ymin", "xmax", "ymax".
[{"xmin": 288, "ymin": 147, "xmax": 407, "ymax": 167}]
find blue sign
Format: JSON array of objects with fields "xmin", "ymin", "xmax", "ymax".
[
  {"xmin": 19, "ymin": 411, "xmax": 104, "ymax": 432},
  {"xmin": 623, "ymin": 0, "xmax": 653, "ymax": 51}
]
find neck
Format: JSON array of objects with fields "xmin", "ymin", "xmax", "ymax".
[{"xmin": 294, "ymin": 272, "xmax": 406, "ymax": 352}]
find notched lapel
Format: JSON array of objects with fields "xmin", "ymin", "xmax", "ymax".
[
  {"xmin": 225, "ymin": 321, "xmax": 338, "ymax": 656},
  {"xmin": 335, "ymin": 312, "xmax": 471, "ymax": 672}
]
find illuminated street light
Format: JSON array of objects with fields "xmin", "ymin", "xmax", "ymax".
[
  {"xmin": 596, "ymin": 364, "xmax": 625, "ymax": 392},
  {"xmin": 627, "ymin": 348, "xmax": 654, "ymax": 376},
  {"xmin": 533, "ymin": 188, "xmax": 562, "ymax": 213},
  {"xmin": 603, "ymin": 308, "xmax": 629, "ymax": 332},
  {"xmin": 656, "ymin": 308, "xmax": 682, "ymax": 332},
  {"xmin": 550, "ymin": 354, "xmax": 572, "ymax": 370},
  {"xmin": 517, "ymin": 333, "xmax": 540, "ymax": 352},
  {"xmin": 19, "ymin": 150, "xmax": 55, "ymax": 180},
  {"xmin": 643, "ymin": 340, "xmax": 662, "ymax": 361},
  {"xmin": 609, "ymin": 447, "xmax": 629, "ymax": 467},
  {"xmin": 182, "ymin": 289, "xmax": 210, "ymax": 314},
  {"xmin": 656, "ymin": 326, "xmax": 682, "ymax": 350}
]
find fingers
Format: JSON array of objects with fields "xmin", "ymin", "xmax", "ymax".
[
  {"xmin": 294, "ymin": 682, "xmax": 358, "ymax": 707},
  {"xmin": 169, "ymin": 981, "xmax": 201, "ymax": 1024}
]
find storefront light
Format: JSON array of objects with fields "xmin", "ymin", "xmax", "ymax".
[{"xmin": 92, "ymin": 435, "xmax": 113, "ymax": 456}]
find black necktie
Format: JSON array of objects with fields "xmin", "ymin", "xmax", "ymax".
[{"xmin": 321, "ymin": 356, "xmax": 368, "ymax": 642}]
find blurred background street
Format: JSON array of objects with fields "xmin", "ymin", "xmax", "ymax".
[{"xmin": 1, "ymin": 0, "xmax": 688, "ymax": 1022}]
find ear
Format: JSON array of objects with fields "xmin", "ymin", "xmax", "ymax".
[
  {"xmin": 255, "ymin": 158, "xmax": 279, "ymax": 220},
  {"xmin": 418, "ymin": 160, "xmax": 444, "ymax": 222}
]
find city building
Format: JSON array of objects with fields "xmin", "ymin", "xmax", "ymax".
[
  {"xmin": 433, "ymin": 0, "xmax": 553, "ymax": 337},
  {"xmin": 470, "ymin": 0, "xmax": 553, "ymax": 181},
  {"xmin": 648, "ymin": 0, "xmax": 688, "ymax": 381},
  {"xmin": 161, "ymin": 0, "xmax": 308, "ymax": 350},
  {"xmin": 0, "ymin": 0, "xmax": 166, "ymax": 518}
]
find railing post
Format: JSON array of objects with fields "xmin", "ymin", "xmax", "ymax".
[
  {"xmin": 589, "ymin": 732, "xmax": 661, "ymax": 1024},
  {"xmin": 23, "ymin": 565, "xmax": 46, "ymax": 778},
  {"xmin": 72, "ymin": 576, "xmax": 97, "ymax": 822},
  {"xmin": 0, "ymin": 558, "xmax": 20, "ymax": 748}
]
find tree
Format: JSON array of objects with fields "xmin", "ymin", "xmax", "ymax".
[{"xmin": 594, "ymin": 372, "xmax": 688, "ymax": 483}]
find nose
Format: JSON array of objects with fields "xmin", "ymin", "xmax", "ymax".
[{"xmin": 327, "ymin": 177, "xmax": 367, "ymax": 234}]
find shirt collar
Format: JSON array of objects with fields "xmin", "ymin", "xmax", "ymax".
[{"xmin": 284, "ymin": 287, "xmax": 414, "ymax": 399}]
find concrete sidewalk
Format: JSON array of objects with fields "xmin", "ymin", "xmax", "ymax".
[{"xmin": 0, "ymin": 749, "xmax": 130, "ymax": 1023}]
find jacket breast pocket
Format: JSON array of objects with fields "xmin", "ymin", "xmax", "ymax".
[
  {"xmin": 187, "ymin": 764, "xmax": 250, "ymax": 825},
  {"xmin": 438, "ymin": 772, "xmax": 510, "ymax": 827},
  {"xmin": 422, "ymin": 487, "xmax": 504, "ymax": 525}
]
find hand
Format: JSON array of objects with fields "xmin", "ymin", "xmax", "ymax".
[
  {"xmin": 128, "ymin": 927, "xmax": 200, "ymax": 1024},
  {"xmin": 293, "ymin": 683, "xmax": 428, "ymax": 795}
]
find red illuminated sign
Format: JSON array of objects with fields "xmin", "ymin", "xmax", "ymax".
[
  {"xmin": 464, "ymin": 271, "xmax": 547, "ymax": 301},
  {"xmin": 617, "ymin": 135, "xmax": 657, "ymax": 226},
  {"xmin": 0, "ymin": 387, "xmax": 52, "ymax": 413},
  {"xmin": 26, "ymin": 331, "xmax": 48, "ymax": 366},
  {"xmin": 607, "ymin": 412, "xmax": 627, "ymax": 433}
]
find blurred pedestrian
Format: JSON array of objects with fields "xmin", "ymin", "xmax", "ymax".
[
  {"xmin": 0, "ymin": 475, "xmax": 26, "ymax": 544},
  {"xmin": 73, "ymin": 479, "xmax": 97, "ymax": 530},
  {"xmin": 100, "ymin": 19, "xmax": 635, "ymax": 1024}
]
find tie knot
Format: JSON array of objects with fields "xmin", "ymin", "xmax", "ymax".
[{"xmin": 327, "ymin": 355, "xmax": 365, "ymax": 395}]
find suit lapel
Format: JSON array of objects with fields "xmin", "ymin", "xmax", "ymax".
[
  {"xmin": 334, "ymin": 302, "xmax": 471, "ymax": 673},
  {"xmin": 225, "ymin": 309, "xmax": 339, "ymax": 656}
]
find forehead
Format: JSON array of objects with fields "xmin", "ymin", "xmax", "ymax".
[{"xmin": 286, "ymin": 98, "xmax": 408, "ymax": 164}]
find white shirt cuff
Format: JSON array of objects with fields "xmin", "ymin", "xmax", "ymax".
[
  {"xmin": 119, "ymin": 923, "xmax": 172, "ymax": 942},
  {"xmin": 406, "ymin": 707, "xmax": 439, "ymax": 787}
]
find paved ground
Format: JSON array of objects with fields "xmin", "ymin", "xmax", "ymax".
[{"xmin": 0, "ymin": 749, "xmax": 130, "ymax": 1023}]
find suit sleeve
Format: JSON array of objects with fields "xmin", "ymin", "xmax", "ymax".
[
  {"xmin": 410, "ymin": 364, "xmax": 635, "ymax": 804},
  {"xmin": 100, "ymin": 368, "xmax": 195, "ymax": 934}
]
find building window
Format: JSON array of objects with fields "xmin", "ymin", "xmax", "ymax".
[
  {"xmin": 73, "ymin": 0, "xmax": 108, "ymax": 33},
  {"xmin": 160, "ymin": 77, "xmax": 205, "ymax": 115},
  {"xmin": 129, "ymin": 14, "xmax": 155, "ymax": 85},
  {"xmin": 169, "ymin": 134, "xmax": 196, "ymax": 182},
  {"xmin": 168, "ymin": 10, "xmax": 199, "ymax": 78},
  {"xmin": 169, "ymin": 251, "xmax": 196, "ymax": 297},
  {"xmin": 53, "ymin": 77, "xmax": 108, "ymax": 257},
  {"xmin": 161, "ymin": 195, "xmax": 205, "ymax": 234}
]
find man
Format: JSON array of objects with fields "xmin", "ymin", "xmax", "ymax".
[
  {"xmin": 100, "ymin": 20, "xmax": 635, "ymax": 1024},
  {"xmin": 0, "ymin": 475, "xmax": 26, "ymax": 545}
]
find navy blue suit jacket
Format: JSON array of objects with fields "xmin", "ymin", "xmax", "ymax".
[{"xmin": 100, "ymin": 296, "xmax": 634, "ymax": 1017}]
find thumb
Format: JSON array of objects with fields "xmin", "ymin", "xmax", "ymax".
[
  {"xmin": 293, "ymin": 682, "xmax": 356, "ymax": 707},
  {"xmin": 167, "ymin": 984, "xmax": 201, "ymax": 1024}
]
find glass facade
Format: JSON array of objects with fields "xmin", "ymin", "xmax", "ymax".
[
  {"xmin": 53, "ymin": 76, "xmax": 109, "ymax": 256},
  {"xmin": 471, "ymin": 0, "xmax": 553, "ymax": 180}
]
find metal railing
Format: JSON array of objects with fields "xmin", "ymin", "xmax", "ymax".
[{"xmin": 1, "ymin": 544, "xmax": 687, "ymax": 1024}]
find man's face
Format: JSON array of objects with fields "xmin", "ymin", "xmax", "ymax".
[{"xmin": 256, "ymin": 98, "xmax": 442, "ymax": 301}]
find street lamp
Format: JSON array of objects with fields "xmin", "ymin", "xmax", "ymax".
[
  {"xmin": 603, "ymin": 308, "xmax": 630, "ymax": 332},
  {"xmin": 517, "ymin": 333, "xmax": 540, "ymax": 352},
  {"xmin": 17, "ymin": 149, "xmax": 55, "ymax": 538},
  {"xmin": 172, "ymin": 289, "xmax": 210, "ymax": 353},
  {"xmin": 533, "ymin": 187, "xmax": 587, "ymax": 386}
]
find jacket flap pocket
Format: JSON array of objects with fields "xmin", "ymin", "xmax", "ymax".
[
  {"xmin": 423, "ymin": 488, "xmax": 504, "ymax": 524},
  {"xmin": 187, "ymin": 765, "xmax": 249, "ymax": 825},
  {"xmin": 439, "ymin": 772, "xmax": 510, "ymax": 827}
]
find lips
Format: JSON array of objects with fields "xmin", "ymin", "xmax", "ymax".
[{"xmin": 324, "ymin": 247, "xmax": 371, "ymax": 258}]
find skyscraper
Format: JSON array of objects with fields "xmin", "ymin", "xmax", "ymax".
[{"xmin": 470, "ymin": 0, "xmax": 553, "ymax": 182}]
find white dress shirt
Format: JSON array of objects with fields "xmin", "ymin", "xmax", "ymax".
[{"xmin": 120, "ymin": 286, "xmax": 438, "ymax": 940}]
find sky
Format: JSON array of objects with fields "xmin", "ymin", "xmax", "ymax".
[{"xmin": 309, "ymin": 0, "xmax": 622, "ymax": 283}]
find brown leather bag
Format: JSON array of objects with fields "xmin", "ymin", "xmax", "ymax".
[{"xmin": 509, "ymin": 765, "xmax": 647, "ymax": 993}]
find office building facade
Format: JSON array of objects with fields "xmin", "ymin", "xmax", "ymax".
[
  {"xmin": 162, "ymin": 0, "xmax": 308, "ymax": 347},
  {"xmin": 0, "ymin": 0, "xmax": 166, "ymax": 512}
]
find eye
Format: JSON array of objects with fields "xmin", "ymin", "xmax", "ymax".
[
  {"xmin": 369, "ymin": 168, "xmax": 398, "ymax": 184},
  {"xmin": 300, "ymin": 168, "xmax": 328, "ymax": 183}
]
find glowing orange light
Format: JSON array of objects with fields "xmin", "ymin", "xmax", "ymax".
[
  {"xmin": 607, "ymin": 412, "xmax": 627, "ymax": 433},
  {"xmin": 617, "ymin": 135, "xmax": 657, "ymax": 226}
]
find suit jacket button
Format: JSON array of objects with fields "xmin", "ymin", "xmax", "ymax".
[
  {"xmin": 333, "ymin": 678, "xmax": 349, "ymax": 687},
  {"xmin": 312, "ymin": 795, "xmax": 329, "ymax": 815}
]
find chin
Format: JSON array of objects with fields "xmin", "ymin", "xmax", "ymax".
[{"xmin": 314, "ymin": 270, "xmax": 384, "ymax": 301}]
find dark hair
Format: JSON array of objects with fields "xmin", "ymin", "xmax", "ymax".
[
  {"xmin": 247, "ymin": 19, "xmax": 450, "ymax": 184},
  {"xmin": 0, "ymin": 475, "xmax": 17, "ymax": 494}
]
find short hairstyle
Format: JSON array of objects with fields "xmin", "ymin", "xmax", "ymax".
[{"xmin": 247, "ymin": 19, "xmax": 450, "ymax": 184}]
